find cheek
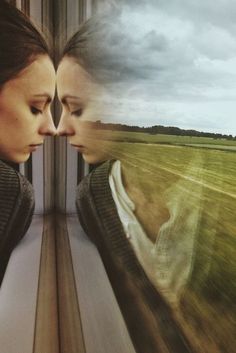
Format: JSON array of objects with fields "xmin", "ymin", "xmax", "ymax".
[
  {"xmin": 1, "ymin": 108, "xmax": 35, "ymax": 141},
  {"xmin": 74, "ymin": 121, "xmax": 90, "ymax": 137},
  {"xmin": 1, "ymin": 104, "xmax": 25, "ymax": 123},
  {"xmin": 0, "ymin": 108, "xmax": 18, "ymax": 133}
]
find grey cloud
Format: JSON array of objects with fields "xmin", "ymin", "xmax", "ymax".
[
  {"xmin": 90, "ymin": 0, "xmax": 236, "ymax": 132},
  {"xmin": 143, "ymin": 31, "xmax": 168, "ymax": 51}
]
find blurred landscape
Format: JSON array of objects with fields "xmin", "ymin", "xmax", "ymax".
[{"xmin": 92, "ymin": 127, "xmax": 236, "ymax": 353}]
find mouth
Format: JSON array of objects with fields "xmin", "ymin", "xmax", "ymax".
[
  {"xmin": 70, "ymin": 144, "xmax": 86, "ymax": 152},
  {"xmin": 29, "ymin": 143, "xmax": 43, "ymax": 151}
]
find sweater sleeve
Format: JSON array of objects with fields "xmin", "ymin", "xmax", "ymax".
[
  {"xmin": 0, "ymin": 160, "xmax": 35, "ymax": 283},
  {"xmin": 76, "ymin": 172, "xmax": 102, "ymax": 247}
]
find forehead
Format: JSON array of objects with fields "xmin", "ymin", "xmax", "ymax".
[
  {"xmin": 57, "ymin": 57, "xmax": 96, "ymax": 98},
  {"xmin": 5, "ymin": 55, "xmax": 56, "ymax": 97}
]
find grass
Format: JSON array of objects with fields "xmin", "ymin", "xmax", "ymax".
[
  {"xmin": 94, "ymin": 129, "xmax": 236, "ymax": 147},
  {"xmin": 95, "ymin": 130, "xmax": 236, "ymax": 353}
]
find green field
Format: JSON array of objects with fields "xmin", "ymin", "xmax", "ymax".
[
  {"xmin": 97, "ymin": 130, "xmax": 236, "ymax": 353},
  {"xmin": 96, "ymin": 129, "xmax": 236, "ymax": 147}
]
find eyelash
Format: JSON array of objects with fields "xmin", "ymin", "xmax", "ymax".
[
  {"xmin": 71, "ymin": 108, "xmax": 83, "ymax": 117},
  {"xmin": 31, "ymin": 106, "xmax": 42, "ymax": 115}
]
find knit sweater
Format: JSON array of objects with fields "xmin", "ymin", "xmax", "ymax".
[
  {"xmin": 0, "ymin": 160, "xmax": 35, "ymax": 284},
  {"xmin": 76, "ymin": 160, "xmax": 195, "ymax": 353}
]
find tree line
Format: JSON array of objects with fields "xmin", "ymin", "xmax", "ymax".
[{"xmin": 93, "ymin": 120, "xmax": 236, "ymax": 140}]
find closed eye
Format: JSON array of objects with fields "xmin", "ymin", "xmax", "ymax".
[
  {"xmin": 71, "ymin": 108, "xmax": 83, "ymax": 117},
  {"xmin": 31, "ymin": 106, "xmax": 42, "ymax": 115}
]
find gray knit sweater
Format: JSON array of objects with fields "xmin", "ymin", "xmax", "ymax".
[
  {"xmin": 76, "ymin": 160, "xmax": 195, "ymax": 353},
  {"xmin": 0, "ymin": 160, "xmax": 34, "ymax": 284}
]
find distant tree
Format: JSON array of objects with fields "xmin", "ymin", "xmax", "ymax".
[{"xmin": 94, "ymin": 121, "xmax": 235, "ymax": 139}]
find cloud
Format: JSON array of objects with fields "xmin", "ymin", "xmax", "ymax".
[{"xmin": 91, "ymin": 0, "xmax": 236, "ymax": 134}]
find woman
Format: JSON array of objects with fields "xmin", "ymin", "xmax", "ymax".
[
  {"xmin": 0, "ymin": 1, "xmax": 56, "ymax": 163},
  {"xmin": 57, "ymin": 15, "xmax": 235, "ymax": 353},
  {"xmin": 0, "ymin": 1, "xmax": 56, "ymax": 283},
  {"xmin": 56, "ymin": 17, "xmax": 197, "ymax": 353}
]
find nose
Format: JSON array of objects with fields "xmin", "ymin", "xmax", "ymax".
[
  {"xmin": 38, "ymin": 112, "xmax": 57, "ymax": 136},
  {"xmin": 56, "ymin": 114, "xmax": 75, "ymax": 137}
]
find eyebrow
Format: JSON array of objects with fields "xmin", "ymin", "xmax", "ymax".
[
  {"xmin": 61, "ymin": 95, "xmax": 81, "ymax": 101},
  {"xmin": 32, "ymin": 94, "xmax": 53, "ymax": 103}
]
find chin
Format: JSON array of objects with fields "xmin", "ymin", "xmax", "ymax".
[
  {"xmin": 82, "ymin": 153, "xmax": 107, "ymax": 165},
  {"xmin": 2, "ymin": 153, "xmax": 31, "ymax": 164},
  {"xmin": 18, "ymin": 155, "xmax": 31, "ymax": 163}
]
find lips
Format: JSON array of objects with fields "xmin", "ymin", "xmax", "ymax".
[
  {"xmin": 29, "ymin": 143, "xmax": 43, "ymax": 151},
  {"xmin": 70, "ymin": 144, "xmax": 85, "ymax": 152},
  {"xmin": 29, "ymin": 143, "xmax": 43, "ymax": 147}
]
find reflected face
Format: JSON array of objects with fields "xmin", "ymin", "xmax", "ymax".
[
  {"xmin": 0, "ymin": 55, "xmax": 56, "ymax": 163},
  {"xmin": 57, "ymin": 57, "xmax": 109, "ymax": 164}
]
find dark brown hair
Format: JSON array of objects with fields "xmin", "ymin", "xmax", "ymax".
[
  {"xmin": 62, "ymin": 18, "xmax": 102, "ymax": 74},
  {"xmin": 61, "ymin": 8, "xmax": 140, "ymax": 86},
  {"xmin": 61, "ymin": 15, "xmax": 124, "ymax": 84},
  {"xmin": 0, "ymin": 0, "xmax": 50, "ymax": 87}
]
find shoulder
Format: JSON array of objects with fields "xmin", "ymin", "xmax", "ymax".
[
  {"xmin": 76, "ymin": 159, "xmax": 115, "ymax": 202},
  {"xmin": 76, "ymin": 160, "xmax": 116, "ymax": 240},
  {"xmin": 0, "ymin": 160, "xmax": 34, "ymax": 214},
  {"xmin": 0, "ymin": 160, "xmax": 35, "ymax": 252}
]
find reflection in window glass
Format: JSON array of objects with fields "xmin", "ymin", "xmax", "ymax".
[{"xmin": 61, "ymin": 1, "xmax": 236, "ymax": 352}]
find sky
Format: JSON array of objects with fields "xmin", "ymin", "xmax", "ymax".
[{"xmin": 93, "ymin": 0, "xmax": 236, "ymax": 135}]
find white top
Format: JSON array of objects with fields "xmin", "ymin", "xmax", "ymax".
[{"xmin": 109, "ymin": 160, "xmax": 202, "ymax": 305}]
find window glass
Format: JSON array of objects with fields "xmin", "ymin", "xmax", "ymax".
[{"xmin": 70, "ymin": 1, "xmax": 236, "ymax": 352}]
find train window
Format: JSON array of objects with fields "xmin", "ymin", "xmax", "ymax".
[
  {"xmin": 64, "ymin": 2, "xmax": 236, "ymax": 353},
  {"xmin": 0, "ymin": 1, "xmax": 235, "ymax": 353}
]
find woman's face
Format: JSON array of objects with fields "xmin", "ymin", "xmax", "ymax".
[
  {"xmin": 0, "ymin": 55, "xmax": 56, "ymax": 163},
  {"xmin": 57, "ymin": 57, "xmax": 109, "ymax": 164}
]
